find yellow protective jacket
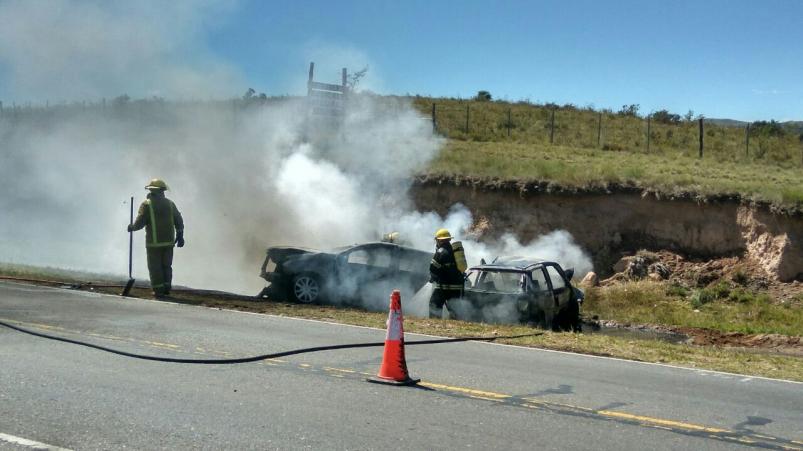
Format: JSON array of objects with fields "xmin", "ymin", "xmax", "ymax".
[
  {"xmin": 131, "ymin": 192, "xmax": 184, "ymax": 248},
  {"xmin": 429, "ymin": 245, "xmax": 464, "ymax": 290}
]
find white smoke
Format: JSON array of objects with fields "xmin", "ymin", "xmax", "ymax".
[
  {"xmin": 0, "ymin": 0, "xmax": 593, "ymax": 310},
  {"xmin": 0, "ymin": 0, "xmax": 242, "ymax": 102},
  {"xmin": 0, "ymin": 95, "xmax": 592, "ymax": 301},
  {"xmin": 401, "ymin": 209, "xmax": 594, "ymax": 319}
]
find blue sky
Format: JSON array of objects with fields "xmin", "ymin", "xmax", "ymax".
[
  {"xmin": 1, "ymin": 0, "xmax": 800, "ymax": 121},
  {"xmin": 207, "ymin": 0, "xmax": 802, "ymax": 121}
]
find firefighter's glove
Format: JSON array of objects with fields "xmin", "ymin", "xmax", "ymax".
[
  {"xmin": 176, "ymin": 231, "xmax": 185, "ymax": 248},
  {"xmin": 127, "ymin": 224, "xmax": 134, "ymax": 232}
]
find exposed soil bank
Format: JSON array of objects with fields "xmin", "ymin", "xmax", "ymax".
[{"xmin": 410, "ymin": 178, "xmax": 803, "ymax": 281}]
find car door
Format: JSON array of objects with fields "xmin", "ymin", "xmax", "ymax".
[
  {"xmin": 529, "ymin": 266, "xmax": 554, "ymax": 312},
  {"xmin": 544, "ymin": 264, "xmax": 571, "ymax": 310},
  {"xmin": 336, "ymin": 244, "xmax": 396, "ymax": 299},
  {"xmin": 396, "ymin": 247, "xmax": 431, "ymax": 291}
]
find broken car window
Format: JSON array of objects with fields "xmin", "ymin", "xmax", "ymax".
[
  {"xmin": 545, "ymin": 265, "xmax": 566, "ymax": 290},
  {"xmin": 531, "ymin": 268, "xmax": 549, "ymax": 292}
]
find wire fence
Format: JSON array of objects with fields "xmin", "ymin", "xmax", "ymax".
[{"xmin": 412, "ymin": 99, "xmax": 803, "ymax": 166}]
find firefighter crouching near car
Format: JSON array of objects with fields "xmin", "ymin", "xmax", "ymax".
[
  {"xmin": 127, "ymin": 178, "xmax": 184, "ymax": 298},
  {"xmin": 429, "ymin": 228, "xmax": 465, "ymax": 318}
]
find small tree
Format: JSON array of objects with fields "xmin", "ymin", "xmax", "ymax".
[
  {"xmin": 652, "ymin": 109, "xmax": 681, "ymax": 124},
  {"xmin": 112, "ymin": 94, "xmax": 130, "ymax": 106},
  {"xmin": 750, "ymin": 120, "xmax": 785, "ymax": 138},
  {"xmin": 347, "ymin": 66, "xmax": 369, "ymax": 90},
  {"xmin": 475, "ymin": 90, "xmax": 492, "ymax": 101},
  {"xmin": 618, "ymin": 104, "xmax": 640, "ymax": 117}
]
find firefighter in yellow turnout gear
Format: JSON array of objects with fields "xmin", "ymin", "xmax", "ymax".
[
  {"xmin": 428, "ymin": 228, "xmax": 466, "ymax": 318},
  {"xmin": 127, "ymin": 179, "xmax": 184, "ymax": 297}
]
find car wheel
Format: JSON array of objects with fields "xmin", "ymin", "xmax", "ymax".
[{"xmin": 292, "ymin": 274, "xmax": 321, "ymax": 304}]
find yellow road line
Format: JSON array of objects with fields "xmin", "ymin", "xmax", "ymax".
[
  {"xmin": 87, "ymin": 333, "xmax": 127, "ymax": 342},
  {"xmin": 523, "ymin": 398, "xmax": 594, "ymax": 412},
  {"xmin": 418, "ymin": 382, "xmax": 511, "ymax": 400},
  {"xmin": 143, "ymin": 341, "xmax": 180, "ymax": 349},
  {"xmin": 597, "ymin": 410, "xmax": 729, "ymax": 433}
]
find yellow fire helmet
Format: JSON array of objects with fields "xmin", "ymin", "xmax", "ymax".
[
  {"xmin": 434, "ymin": 228, "xmax": 452, "ymax": 240},
  {"xmin": 145, "ymin": 178, "xmax": 169, "ymax": 190}
]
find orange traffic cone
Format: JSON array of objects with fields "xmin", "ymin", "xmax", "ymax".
[{"xmin": 367, "ymin": 290, "xmax": 420, "ymax": 386}]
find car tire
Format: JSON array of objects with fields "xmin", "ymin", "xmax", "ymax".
[{"xmin": 291, "ymin": 274, "xmax": 321, "ymax": 304}]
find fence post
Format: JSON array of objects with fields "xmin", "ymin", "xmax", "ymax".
[
  {"xmin": 465, "ymin": 104, "xmax": 470, "ymax": 133},
  {"xmin": 597, "ymin": 112, "xmax": 602, "ymax": 148},
  {"xmin": 432, "ymin": 103, "xmax": 437, "ymax": 133},
  {"xmin": 646, "ymin": 114, "xmax": 651, "ymax": 152},
  {"xmin": 549, "ymin": 108, "xmax": 555, "ymax": 144},
  {"xmin": 507, "ymin": 108, "xmax": 511, "ymax": 138},
  {"xmin": 698, "ymin": 118, "xmax": 704, "ymax": 158},
  {"xmin": 745, "ymin": 123, "xmax": 750, "ymax": 158}
]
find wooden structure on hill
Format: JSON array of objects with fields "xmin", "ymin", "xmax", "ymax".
[{"xmin": 307, "ymin": 62, "xmax": 348, "ymax": 119}]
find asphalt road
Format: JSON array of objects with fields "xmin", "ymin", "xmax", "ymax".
[{"xmin": 1, "ymin": 281, "xmax": 801, "ymax": 450}]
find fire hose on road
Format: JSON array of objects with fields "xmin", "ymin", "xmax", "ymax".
[{"xmin": 0, "ymin": 318, "xmax": 541, "ymax": 365}]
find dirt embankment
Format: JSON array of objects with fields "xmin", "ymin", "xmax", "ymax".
[{"xmin": 410, "ymin": 177, "xmax": 803, "ymax": 282}]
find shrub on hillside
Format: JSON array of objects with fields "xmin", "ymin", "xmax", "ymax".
[
  {"xmin": 750, "ymin": 120, "xmax": 785, "ymax": 138},
  {"xmin": 618, "ymin": 104, "xmax": 640, "ymax": 117},
  {"xmin": 475, "ymin": 90, "xmax": 492, "ymax": 101},
  {"xmin": 691, "ymin": 288, "xmax": 717, "ymax": 308},
  {"xmin": 651, "ymin": 109, "xmax": 681, "ymax": 124}
]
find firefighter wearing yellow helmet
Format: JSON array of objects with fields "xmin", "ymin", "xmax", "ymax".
[
  {"xmin": 428, "ymin": 228, "xmax": 465, "ymax": 318},
  {"xmin": 127, "ymin": 178, "xmax": 185, "ymax": 298}
]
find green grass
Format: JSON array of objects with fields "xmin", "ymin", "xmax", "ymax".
[
  {"xmin": 403, "ymin": 96, "xmax": 803, "ymax": 210},
  {"xmin": 584, "ymin": 280, "xmax": 803, "ymax": 336},
  {"xmin": 411, "ymin": 97, "xmax": 803, "ymax": 168},
  {"xmin": 0, "ymin": 262, "xmax": 119, "ymax": 283},
  {"xmin": 424, "ymin": 140, "xmax": 803, "ymax": 209}
]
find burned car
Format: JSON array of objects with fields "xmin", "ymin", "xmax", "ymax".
[
  {"xmin": 456, "ymin": 257, "xmax": 583, "ymax": 331},
  {"xmin": 259, "ymin": 242, "xmax": 431, "ymax": 310}
]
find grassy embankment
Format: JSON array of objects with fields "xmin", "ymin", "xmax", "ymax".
[
  {"xmin": 408, "ymin": 97, "xmax": 803, "ymax": 210},
  {"xmin": 585, "ymin": 280, "xmax": 803, "ymax": 336},
  {"xmin": 2, "ymin": 264, "xmax": 800, "ymax": 381}
]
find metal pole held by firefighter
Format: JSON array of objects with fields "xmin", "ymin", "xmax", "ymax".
[{"xmin": 121, "ymin": 196, "xmax": 135, "ymax": 296}]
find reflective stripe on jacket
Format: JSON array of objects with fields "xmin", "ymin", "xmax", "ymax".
[
  {"xmin": 430, "ymin": 244, "xmax": 464, "ymax": 290},
  {"xmin": 434, "ymin": 283, "xmax": 464, "ymax": 290},
  {"xmin": 131, "ymin": 192, "xmax": 184, "ymax": 248}
]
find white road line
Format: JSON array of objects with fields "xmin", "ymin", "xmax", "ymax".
[{"xmin": 0, "ymin": 432, "xmax": 73, "ymax": 451}]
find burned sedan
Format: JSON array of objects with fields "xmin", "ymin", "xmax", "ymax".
[
  {"xmin": 259, "ymin": 242, "xmax": 431, "ymax": 310},
  {"xmin": 457, "ymin": 257, "xmax": 584, "ymax": 331}
]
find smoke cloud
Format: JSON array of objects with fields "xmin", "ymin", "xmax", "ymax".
[
  {"xmin": 0, "ymin": 0, "xmax": 242, "ymax": 102},
  {"xmin": 0, "ymin": 1, "xmax": 593, "ymax": 320}
]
